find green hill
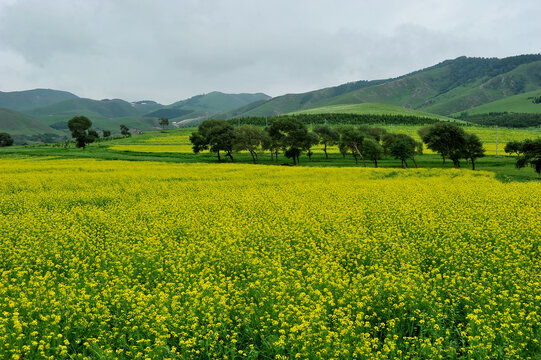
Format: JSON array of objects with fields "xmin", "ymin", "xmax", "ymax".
[
  {"xmin": 30, "ymin": 98, "xmax": 144, "ymax": 118},
  {"xmin": 0, "ymin": 108, "xmax": 61, "ymax": 135},
  {"xmin": 290, "ymin": 103, "xmax": 453, "ymax": 120},
  {"xmin": 452, "ymin": 89, "xmax": 541, "ymax": 115},
  {"xmin": 148, "ymin": 91, "xmax": 271, "ymax": 121},
  {"xmin": 220, "ymin": 55, "xmax": 541, "ymax": 118},
  {"xmin": 0, "ymin": 89, "xmax": 78, "ymax": 111}
]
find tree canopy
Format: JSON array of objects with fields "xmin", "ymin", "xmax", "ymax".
[
  {"xmin": 67, "ymin": 116, "xmax": 95, "ymax": 149},
  {"xmin": 0, "ymin": 132, "xmax": 14, "ymax": 147}
]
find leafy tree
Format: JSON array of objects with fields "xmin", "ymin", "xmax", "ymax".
[
  {"xmin": 120, "ymin": 124, "xmax": 131, "ymax": 137},
  {"xmin": 159, "ymin": 117, "xmax": 169, "ymax": 129},
  {"xmin": 362, "ymin": 138, "xmax": 383, "ymax": 167},
  {"xmin": 0, "ymin": 132, "xmax": 14, "ymax": 147},
  {"xmin": 340, "ymin": 126, "xmax": 366, "ymax": 166},
  {"xmin": 505, "ymin": 140, "xmax": 522, "ymax": 156},
  {"xmin": 359, "ymin": 125, "xmax": 387, "ymax": 142},
  {"xmin": 102, "ymin": 130, "xmax": 111, "ymax": 138},
  {"xmin": 463, "ymin": 133, "xmax": 485, "ymax": 170},
  {"xmin": 88, "ymin": 129, "xmax": 99, "ymax": 139},
  {"xmin": 302, "ymin": 132, "xmax": 320, "ymax": 161},
  {"xmin": 267, "ymin": 117, "xmax": 308, "ymax": 165},
  {"xmin": 314, "ymin": 125, "xmax": 340, "ymax": 159},
  {"xmin": 190, "ymin": 119, "xmax": 235, "ymax": 162},
  {"xmin": 233, "ymin": 125, "xmax": 265, "ymax": 163},
  {"xmin": 390, "ymin": 138, "xmax": 415, "ymax": 168},
  {"xmin": 261, "ymin": 130, "xmax": 280, "ymax": 162},
  {"xmin": 419, "ymin": 123, "xmax": 466, "ymax": 167},
  {"xmin": 516, "ymin": 138, "xmax": 541, "ymax": 175},
  {"xmin": 68, "ymin": 116, "xmax": 95, "ymax": 149}
]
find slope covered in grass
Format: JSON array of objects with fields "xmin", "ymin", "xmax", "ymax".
[
  {"xmin": 290, "ymin": 103, "xmax": 453, "ymax": 121},
  {"xmin": 453, "ymin": 89, "xmax": 541, "ymax": 115},
  {"xmin": 0, "ymin": 108, "xmax": 61, "ymax": 135}
]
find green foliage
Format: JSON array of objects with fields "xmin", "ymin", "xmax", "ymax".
[
  {"xmin": 515, "ymin": 138, "xmax": 541, "ymax": 175},
  {"xmin": 419, "ymin": 123, "xmax": 467, "ymax": 167},
  {"xmin": 463, "ymin": 133, "xmax": 485, "ymax": 170},
  {"xmin": 457, "ymin": 112, "xmax": 541, "ymax": 128},
  {"xmin": 362, "ymin": 138, "xmax": 383, "ymax": 167},
  {"xmin": 229, "ymin": 113, "xmax": 441, "ymax": 128},
  {"xmin": 302, "ymin": 132, "xmax": 320, "ymax": 161},
  {"xmin": 233, "ymin": 125, "xmax": 265, "ymax": 163},
  {"xmin": 67, "ymin": 116, "xmax": 95, "ymax": 149},
  {"xmin": 314, "ymin": 125, "xmax": 340, "ymax": 159},
  {"xmin": 339, "ymin": 126, "xmax": 367, "ymax": 166},
  {"xmin": 102, "ymin": 130, "xmax": 111, "ymax": 138},
  {"xmin": 190, "ymin": 119, "xmax": 236, "ymax": 162},
  {"xmin": 120, "ymin": 124, "xmax": 131, "ymax": 137},
  {"xmin": 158, "ymin": 117, "xmax": 169, "ymax": 129},
  {"xmin": 268, "ymin": 117, "xmax": 308, "ymax": 165},
  {"xmin": 0, "ymin": 132, "xmax": 14, "ymax": 147}
]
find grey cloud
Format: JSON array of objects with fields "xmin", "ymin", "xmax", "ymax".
[{"xmin": 0, "ymin": 0, "xmax": 539, "ymax": 103}]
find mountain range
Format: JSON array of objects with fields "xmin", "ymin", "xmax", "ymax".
[{"xmin": 1, "ymin": 54, "xmax": 541, "ymax": 143}]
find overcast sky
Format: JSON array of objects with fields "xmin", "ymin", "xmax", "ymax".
[{"xmin": 0, "ymin": 0, "xmax": 539, "ymax": 104}]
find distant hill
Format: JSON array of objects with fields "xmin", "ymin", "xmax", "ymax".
[
  {"xmin": 219, "ymin": 55, "xmax": 541, "ymax": 118},
  {"xmin": 0, "ymin": 108, "xmax": 61, "ymax": 135},
  {"xmin": 290, "ymin": 103, "xmax": 453, "ymax": 121},
  {"xmin": 0, "ymin": 89, "xmax": 78, "ymax": 111},
  {"xmin": 30, "ymin": 98, "xmax": 144, "ymax": 118},
  {"xmin": 147, "ymin": 91, "xmax": 271, "ymax": 121}
]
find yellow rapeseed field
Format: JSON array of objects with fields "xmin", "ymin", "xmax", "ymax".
[{"xmin": 0, "ymin": 158, "xmax": 540, "ymax": 359}]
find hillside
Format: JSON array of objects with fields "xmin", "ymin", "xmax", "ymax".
[
  {"xmin": 290, "ymin": 103, "xmax": 453, "ymax": 120},
  {"xmin": 29, "ymin": 98, "xmax": 145, "ymax": 118},
  {"xmin": 215, "ymin": 80, "xmax": 388, "ymax": 118},
  {"xmin": 0, "ymin": 89, "xmax": 78, "ymax": 111},
  {"xmin": 147, "ymin": 91, "xmax": 271, "ymax": 121},
  {"xmin": 453, "ymin": 89, "xmax": 541, "ymax": 115},
  {"xmin": 0, "ymin": 108, "xmax": 61, "ymax": 135},
  {"xmin": 220, "ymin": 55, "xmax": 541, "ymax": 118}
]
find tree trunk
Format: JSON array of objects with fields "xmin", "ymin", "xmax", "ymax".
[
  {"xmin": 227, "ymin": 151, "xmax": 234, "ymax": 162},
  {"xmin": 270, "ymin": 151, "xmax": 274, "ymax": 161},
  {"xmin": 353, "ymin": 153, "xmax": 358, "ymax": 164},
  {"xmin": 250, "ymin": 151, "xmax": 256, "ymax": 164},
  {"xmin": 442, "ymin": 155, "xmax": 446, "ymax": 164},
  {"xmin": 471, "ymin": 157, "xmax": 476, "ymax": 170},
  {"xmin": 411, "ymin": 157, "xmax": 418, "ymax": 168},
  {"xmin": 374, "ymin": 159, "xmax": 378, "ymax": 168},
  {"xmin": 275, "ymin": 149, "xmax": 279, "ymax": 163},
  {"xmin": 353, "ymin": 143, "xmax": 366, "ymax": 167},
  {"xmin": 324, "ymin": 143, "xmax": 328, "ymax": 159},
  {"xmin": 217, "ymin": 150, "xmax": 221, "ymax": 162}
]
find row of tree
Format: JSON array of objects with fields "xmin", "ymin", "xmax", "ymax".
[
  {"xmin": 225, "ymin": 113, "xmax": 441, "ymax": 128},
  {"xmin": 456, "ymin": 112, "xmax": 541, "ymax": 128},
  {"xmin": 67, "ymin": 116, "xmax": 131, "ymax": 149},
  {"xmin": 190, "ymin": 119, "xmax": 486, "ymax": 169}
]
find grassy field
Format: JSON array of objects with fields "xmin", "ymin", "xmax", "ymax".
[
  {"xmin": 0, "ymin": 159, "xmax": 540, "ymax": 359},
  {"xmin": 289, "ymin": 103, "xmax": 453, "ymax": 121},
  {"xmin": 452, "ymin": 89, "xmax": 541, "ymax": 115},
  {"xmin": 1, "ymin": 125, "xmax": 540, "ymax": 181}
]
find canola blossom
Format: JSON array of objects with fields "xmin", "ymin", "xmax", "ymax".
[{"xmin": 0, "ymin": 158, "xmax": 540, "ymax": 359}]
